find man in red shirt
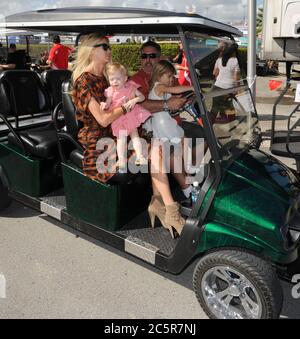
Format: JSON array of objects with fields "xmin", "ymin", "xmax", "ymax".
[
  {"xmin": 131, "ymin": 41, "xmax": 186, "ymax": 113},
  {"xmin": 47, "ymin": 35, "xmax": 71, "ymax": 70},
  {"xmin": 131, "ymin": 41, "xmax": 205, "ymax": 195}
]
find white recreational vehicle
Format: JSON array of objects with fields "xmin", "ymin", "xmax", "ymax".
[{"xmin": 262, "ymin": 0, "xmax": 300, "ymax": 61}]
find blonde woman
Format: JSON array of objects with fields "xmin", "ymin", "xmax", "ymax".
[{"xmin": 72, "ymin": 33, "xmax": 185, "ymax": 238}]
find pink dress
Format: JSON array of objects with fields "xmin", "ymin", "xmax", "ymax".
[{"xmin": 106, "ymin": 81, "xmax": 152, "ymax": 137}]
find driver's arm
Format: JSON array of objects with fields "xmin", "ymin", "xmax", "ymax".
[{"xmin": 141, "ymin": 96, "xmax": 188, "ymax": 114}]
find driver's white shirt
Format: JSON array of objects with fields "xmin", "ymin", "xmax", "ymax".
[{"xmin": 214, "ymin": 57, "xmax": 240, "ymax": 89}]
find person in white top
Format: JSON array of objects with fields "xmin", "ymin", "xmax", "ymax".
[
  {"xmin": 213, "ymin": 43, "xmax": 240, "ymax": 89},
  {"xmin": 211, "ymin": 43, "xmax": 240, "ymax": 122}
]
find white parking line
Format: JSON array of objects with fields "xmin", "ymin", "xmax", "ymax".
[{"xmin": 0, "ymin": 274, "xmax": 6, "ymax": 299}]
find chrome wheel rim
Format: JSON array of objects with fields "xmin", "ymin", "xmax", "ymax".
[{"xmin": 201, "ymin": 266, "xmax": 263, "ymax": 319}]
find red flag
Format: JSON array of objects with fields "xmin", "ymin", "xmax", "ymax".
[{"xmin": 269, "ymin": 79, "xmax": 283, "ymax": 91}]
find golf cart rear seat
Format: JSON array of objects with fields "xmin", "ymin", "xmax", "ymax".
[
  {"xmin": 55, "ymin": 80, "xmax": 85, "ymax": 167},
  {"xmin": 0, "ymin": 70, "xmax": 58, "ymax": 159},
  {"xmin": 0, "ymin": 70, "xmax": 63, "ymax": 197},
  {"xmin": 58, "ymin": 80, "xmax": 141, "ymax": 184},
  {"xmin": 55, "ymin": 81, "xmax": 151, "ymax": 231},
  {"xmin": 41, "ymin": 69, "xmax": 72, "ymax": 109},
  {"xmin": 270, "ymin": 102, "xmax": 300, "ymax": 171}
]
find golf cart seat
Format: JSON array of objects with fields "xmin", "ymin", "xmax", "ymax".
[
  {"xmin": 41, "ymin": 69, "xmax": 72, "ymax": 109},
  {"xmin": 55, "ymin": 80, "xmax": 85, "ymax": 168},
  {"xmin": 69, "ymin": 149, "xmax": 84, "ymax": 169},
  {"xmin": 56, "ymin": 80, "xmax": 151, "ymax": 231},
  {"xmin": 0, "ymin": 70, "xmax": 58, "ymax": 159},
  {"xmin": 270, "ymin": 142, "xmax": 300, "ymax": 158},
  {"xmin": 270, "ymin": 102, "xmax": 300, "ymax": 171},
  {"xmin": 8, "ymin": 125, "xmax": 59, "ymax": 159},
  {"xmin": 270, "ymin": 141, "xmax": 300, "ymax": 172},
  {"xmin": 57, "ymin": 80, "xmax": 140, "ymax": 185},
  {"xmin": 272, "ymin": 131, "xmax": 300, "ymax": 144}
]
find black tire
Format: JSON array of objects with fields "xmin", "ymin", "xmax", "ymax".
[
  {"xmin": 193, "ymin": 250, "xmax": 283, "ymax": 319},
  {"xmin": 0, "ymin": 177, "xmax": 11, "ymax": 212}
]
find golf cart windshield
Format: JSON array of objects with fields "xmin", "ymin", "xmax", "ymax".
[{"xmin": 184, "ymin": 32, "xmax": 260, "ymax": 161}]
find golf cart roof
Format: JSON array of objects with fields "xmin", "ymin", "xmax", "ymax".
[
  {"xmin": 0, "ymin": 28, "xmax": 38, "ymax": 36},
  {"xmin": 2, "ymin": 7, "xmax": 242, "ymax": 37}
]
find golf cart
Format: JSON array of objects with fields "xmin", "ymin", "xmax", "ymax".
[{"xmin": 0, "ymin": 7, "xmax": 300, "ymax": 319}]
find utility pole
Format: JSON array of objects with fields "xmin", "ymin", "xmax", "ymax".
[
  {"xmin": 243, "ymin": 4, "xmax": 247, "ymax": 26},
  {"xmin": 247, "ymin": 0, "xmax": 257, "ymax": 100}
]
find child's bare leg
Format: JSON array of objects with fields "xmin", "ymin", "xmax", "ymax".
[
  {"xmin": 130, "ymin": 129, "xmax": 147, "ymax": 164},
  {"xmin": 117, "ymin": 135, "xmax": 127, "ymax": 168}
]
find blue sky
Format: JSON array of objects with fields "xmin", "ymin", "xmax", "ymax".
[{"xmin": 0, "ymin": 1, "xmax": 264, "ymax": 23}]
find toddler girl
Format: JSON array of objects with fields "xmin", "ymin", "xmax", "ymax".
[{"xmin": 102, "ymin": 63, "xmax": 151, "ymax": 169}]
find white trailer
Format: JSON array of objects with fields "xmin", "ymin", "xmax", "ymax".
[{"xmin": 262, "ymin": 0, "xmax": 300, "ymax": 61}]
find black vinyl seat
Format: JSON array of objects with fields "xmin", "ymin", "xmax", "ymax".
[
  {"xmin": 0, "ymin": 79, "xmax": 11, "ymax": 119},
  {"xmin": 56, "ymin": 80, "xmax": 141, "ymax": 184},
  {"xmin": 271, "ymin": 142, "xmax": 300, "ymax": 158},
  {"xmin": 0, "ymin": 70, "xmax": 58, "ymax": 159},
  {"xmin": 41, "ymin": 69, "xmax": 72, "ymax": 109},
  {"xmin": 54, "ymin": 80, "xmax": 85, "ymax": 165},
  {"xmin": 270, "ymin": 103, "xmax": 300, "ymax": 171},
  {"xmin": 69, "ymin": 149, "xmax": 84, "ymax": 169},
  {"xmin": 273, "ymin": 131, "xmax": 300, "ymax": 144},
  {"xmin": 7, "ymin": 125, "xmax": 58, "ymax": 158}
]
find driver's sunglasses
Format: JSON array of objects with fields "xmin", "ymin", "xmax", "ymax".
[
  {"xmin": 141, "ymin": 53, "xmax": 159, "ymax": 59},
  {"xmin": 93, "ymin": 43, "xmax": 111, "ymax": 51}
]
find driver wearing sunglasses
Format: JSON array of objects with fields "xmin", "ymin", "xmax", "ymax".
[
  {"xmin": 131, "ymin": 41, "xmax": 187, "ymax": 114},
  {"xmin": 141, "ymin": 53, "xmax": 159, "ymax": 59}
]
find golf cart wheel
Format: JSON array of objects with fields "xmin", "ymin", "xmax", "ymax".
[
  {"xmin": 0, "ymin": 177, "xmax": 11, "ymax": 212},
  {"xmin": 193, "ymin": 250, "xmax": 283, "ymax": 319}
]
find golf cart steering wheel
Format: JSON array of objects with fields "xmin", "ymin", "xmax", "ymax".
[{"xmin": 179, "ymin": 96, "xmax": 203, "ymax": 126}]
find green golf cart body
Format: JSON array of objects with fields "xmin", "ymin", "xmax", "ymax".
[{"xmin": 0, "ymin": 7, "xmax": 299, "ymax": 319}]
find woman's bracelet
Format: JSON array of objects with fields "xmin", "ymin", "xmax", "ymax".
[{"xmin": 121, "ymin": 105, "xmax": 127, "ymax": 114}]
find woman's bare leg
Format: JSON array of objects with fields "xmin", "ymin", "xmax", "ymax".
[
  {"xmin": 170, "ymin": 142, "xmax": 189, "ymax": 189},
  {"xmin": 150, "ymin": 144, "xmax": 174, "ymax": 206}
]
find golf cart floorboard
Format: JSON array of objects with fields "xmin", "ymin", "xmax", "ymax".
[
  {"xmin": 118, "ymin": 211, "xmax": 179, "ymax": 256},
  {"xmin": 10, "ymin": 189, "xmax": 178, "ymax": 260}
]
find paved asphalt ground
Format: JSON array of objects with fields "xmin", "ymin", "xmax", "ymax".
[{"xmin": 1, "ymin": 75, "xmax": 300, "ymax": 319}]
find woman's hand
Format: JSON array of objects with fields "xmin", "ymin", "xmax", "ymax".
[
  {"xmin": 100, "ymin": 102, "xmax": 109, "ymax": 110},
  {"xmin": 123, "ymin": 97, "xmax": 139, "ymax": 112}
]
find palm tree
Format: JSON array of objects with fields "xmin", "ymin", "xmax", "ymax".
[{"xmin": 257, "ymin": 7, "xmax": 263, "ymax": 36}]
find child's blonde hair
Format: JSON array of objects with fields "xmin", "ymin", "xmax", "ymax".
[
  {"xmin": 150, "ymin": 60, "xmax": 177, "ymax": 90},
  {"xmin": 105, "ymin": 62, "xmax": 128, "ymax": 83}
]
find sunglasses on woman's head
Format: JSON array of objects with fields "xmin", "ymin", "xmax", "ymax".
[
  {"xmin": 93, "ymin": 43, "xmax": 111, "ymax": 51},
  {"xmin": 141, "ymin": 53, "xmax": 159, "ymax": 59}
]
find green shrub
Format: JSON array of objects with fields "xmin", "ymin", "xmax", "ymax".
[
  {"xmin": 16, "ymin": 42, "xmax": 247, "ymax": 78},
  {"xmin": 111, "ymin": 44, "xmax": 141, "ymax": 72},
  {"xmin": 239, "ymin": 48, "xmax": 247, "ymax": 77}
]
